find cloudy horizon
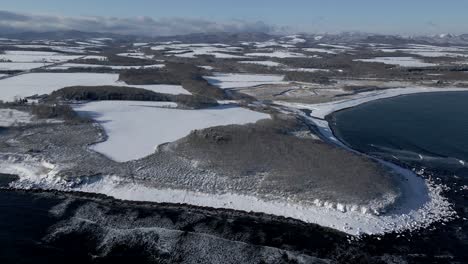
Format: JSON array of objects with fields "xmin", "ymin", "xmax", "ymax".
[{"xmin": 1, "ymin": 0, "xmax": 468, "ymax": 37}]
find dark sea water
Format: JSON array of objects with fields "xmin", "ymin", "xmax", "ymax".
[
  {"xmin": 330, "ymin": 91, "xmax": 468, "ymax": 176},
  {"xmin": 330, "ymin": 91, "xmax": 468, "ymax": 262}
]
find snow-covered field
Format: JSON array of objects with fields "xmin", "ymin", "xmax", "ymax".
[
  {"xmin": 245, "ymin": 51, "xmax": 307, "ymax": 58},
  {"xmin": 355, "ymin": 57, "xmax": 437, "ymax": 67},
  {"xmin": 239, "ymin": 61, "xmax": 283, "ymax": 67},
  {"xmin": 303, "ymin": 48, "xmax": 337, "ymax": 54},
  {"xmin": 318, "ymin": 44, "xmax": 353, "ymax": 50},
  {"xmin": 0, "ymin": 62, "xmax": 52, "ymax": 71},
  {"xmin": 117, "ymin": 52, "xmax": 154, "ymax": 60},
  {"xmin": 73, "ymin": 101, "xmax": 270, "ymax": 161},
  {"xmin": 12, "ymin": 45, "xmax": 88, "ymax": 54},
  {"xmin": 284, "ymin": 68, "xmax": 330, "ymax": 73},
  {"xmin": 282, "ymin": 35, "xmax": 306, "ymax": 44},
  {"xmin": 0, "ymin": 109, "xmax": 33, "ymax": 126},
  {"xmin": 0, "ymin": 73, "xmax": 191, "ymax": 101},
  {"xmin": 204, "ymin": 73, "xmax": 287, "ymax": 89},
  {"xmin": 81, "ymin": 55, "xmax": 108, "ymax": 61},
  {"xmin": 48, "ymin": 63, "xmax": 165, "ymax": 70},
  {"xmin": 151, "ymin": 43, "xmax": 246, "ymax": 59},
  {"xmin": 378, "ymin": 44, "xmax": 468, "ymax": 58},
  {"xmin": 0, "ymin": 50, "xmax": 82, "ymax": 63}
]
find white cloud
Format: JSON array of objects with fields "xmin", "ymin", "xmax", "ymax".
[{"xmin": 0, "ymin": 10, "xmax": 278, "ymax": 36}]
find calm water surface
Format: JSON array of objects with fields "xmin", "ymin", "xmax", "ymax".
[{"xmin": 331, "ymin": 91, "xmax": 468, "ymax": 176}]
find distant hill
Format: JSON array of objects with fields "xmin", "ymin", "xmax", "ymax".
[
  {"xmin": 0, "ymin": 29, "xmax": 133, "ymax": 41},
  {"xmin": 151, "ymin": 32, "xmax": 275, "ymax": 44},
  {"xmin": 2, "ymin": 29, "xmax": 468, "ymax": 46}
]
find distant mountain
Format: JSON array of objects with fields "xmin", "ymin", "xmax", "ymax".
[
  {"xmin": 2, "ymin": 29, "xmax": 468, "ymax": 46},
  {"xmin": 0, "ymin": 30, "xmax": 134, "ymax": 41},
  {"xmin": 302, "ymin": 32, "xmax": 468, "ymax": 46},
  {"xmin": 151, "ymin": 32, "xmax": 275, "ymax": 44}
]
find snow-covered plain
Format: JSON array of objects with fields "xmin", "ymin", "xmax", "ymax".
[
  {"xmin": 378, "ymin": 44, "xmax": 468, "ymax": 58},
  {"xmin": 0, "ymin": 62, "xmax": 52, "ymax": 71},
  {"xmin": 303, "ymin": 48, "xmax": 337, "ymax": 54},
  {"xmin": 171, "ymin": 48, "xmax": 246, "ymax": 59},
  {"xmin": 151, "ymin": 43, "xmax": 246, "ymax": 59},
  {"xmin": 81, "ymin": 55, "xmax": 108, "ymax": 61},
  {"xmin": 0, "ymin": 50, "xmax": 82, "ymax": 63},
  {"xmin": 12, "ymin": 45, "xmax": 88, "ymax": 54},
  {"xmin": 0, "ymin": 109, "xmax": 33, "ymax": 126},
  {"xmin": 286, "ymin": 35, "xmax": 306, "ymax": 43},
  {"xmin": 318, "ymin": 44, "xmax": 353, "ymax": 50},
  {"xmin": 0, "ymin": 73, "xmax": 191, "ymax": 102},
  {"xmin": 284, "ymin": 68, "xmax": 330, "ymax": 73},
  {"xmin": 355, "ymin": 57, "xmax": 437, "ymax": 67},
  {"xmin": 204, "ymin": 73, "xmax": 287, "ymax": 89},
  {"xmin": 48, "ymin": 63, "xmax": 165, "ymax": 70},
  {"xmin": 73, "ymin": 101, "xmax": 270, "ymax": 161},
  {"xmin": 117, "ymin": 52, "xmax": 154, "ymax": 60},
  {"xmin": 245, "ymin": 51, "xmax": 307, "ymax": 58},
  {"xmin": 239, "ymin": 61, "xmax": 283, "ymax": 67}
]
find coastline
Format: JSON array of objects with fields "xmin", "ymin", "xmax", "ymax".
[
  {"xmin": 272, "ymin": 87, "xmax": 467, "ymax": 234},
  {"xmin": 1, "ymin": 87, "xmax": 464, "ymax": 236}
]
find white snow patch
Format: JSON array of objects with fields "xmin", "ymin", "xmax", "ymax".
[
  {"xmin": 133, "ymin": 43, "xmax": 149, "ymax": 47},
  {"xmin": 0, "ymin": 50, "xmax": 82, "ymax": 63},
  {"xmin": 117, "ymin": 52, "xmax": 153, "ymax": 60},
  {"xmin": 48, "ymin": 63, "xmax": 165, "ymax": 70},
  {"xmin": 81, "ymin": 55, "xmax": 108, "ymax": 61},
  {"xmin": 151, "ymin": 43, "xmax": 245, "ymax": 59},
  {"xmin": 284, "ymin": 68, "xmax": 330, "ymax": 73},
  {"xmin": 355, "ymin": 57, "xmax": 437, "ymax": 67},
  {"xmin": 12, "ymin": 45, "xmax": 87, "ymax": 54},
  {"xmin": 245, "ymin": 51, "xmax": 307, "ymax": 58},
  {"xmin": 0, "ymin": 109, "xmax": 33, "ymax": 126},
  {"xmin": 283, "ymin": 35, "xmax": 306, "ymax": 44},
  {"xmin": 198, "ymin": 65, "xmax": 214, "ymax": 70},
  {"xmin": 239, "ymin": 61, "xmax": 283, "ymax": 67},
  {"xmin": 318, "ymin": 44, "xmax": 353, "ymax": 49},
  {"xmin": 378, "ymin": 44, "xmax": 468, "ymax": 58},
  {"xmin": 73, "ymin": 101, "xmax": 270, "ymax": 161},
  {"xmin": 204, "ymin": 73, "xmax": 286, "ymax": 89},
  {"xmin": 0, "ymin": 73, "xmax": 191, "ymax": 102},
  {"xmin": 303, "ymin": 48, "xmax": 337, "ymax": 54},
  {"xmin": 0, "ymin": 62, "xmax": 52, "ymax": 71}
]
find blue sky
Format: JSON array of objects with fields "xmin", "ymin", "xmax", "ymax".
[{"xmin": 1, "ymin": 0, "xmax": 468, "ymax": 34}]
